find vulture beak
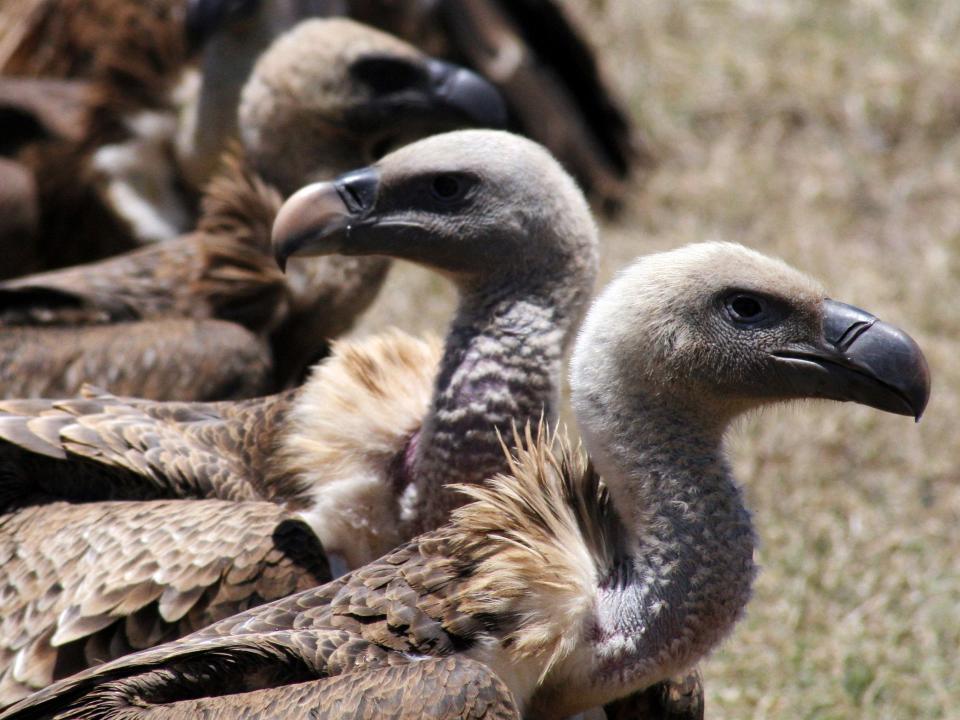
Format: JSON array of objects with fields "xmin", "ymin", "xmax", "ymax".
[
  {"xmin": 185, "ymin": 0, "xmax": 260, "ymax": 53},
  {"xmin": 422, "ymin": 58, "xmax": 509, "ymax": 129},
  {"xmin": 772, "ymin": 299, "xmax": 931, "ymax": 420},
  {"xmin": 272, "ymin": 167, "xmax": 380, "ymax": 271}
]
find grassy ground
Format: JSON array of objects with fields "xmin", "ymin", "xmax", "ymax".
[{"xmin": 355, "ymin": 2, "xmax": 960, "ymax": 717}]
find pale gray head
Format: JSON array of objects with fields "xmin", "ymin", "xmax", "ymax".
[
  {"xmin": 572, "ymin": 241, "xmax": 930, "ymax": 436},
  {"xmin": 239, "ymin": 19, "xmax": 507, "ymax": 194},
  {"xmin": 272, "ymin": 129, "xmax": 598, "ymax": 295}
]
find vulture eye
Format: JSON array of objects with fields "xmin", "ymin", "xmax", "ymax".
[
  {"xmin": 430, "ymin": 173, "xmax": 470, "ymax": 202},
  {"xmin": 724, "ymin": 292, "xmax": 776, "ymax": 326}
]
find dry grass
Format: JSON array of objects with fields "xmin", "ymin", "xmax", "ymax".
[{"xmin": 355, "ymin": 1, "xmax": 960, "ymax": 717}]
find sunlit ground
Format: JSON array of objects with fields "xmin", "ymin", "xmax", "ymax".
[{"xmin": 353, "ymin": 2, "xmax": 959, "ymax": 717}]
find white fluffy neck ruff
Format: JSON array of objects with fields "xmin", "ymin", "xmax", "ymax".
[{"xmin": 276, "ymin": 331, "xmax": 442, "ymax": 571}]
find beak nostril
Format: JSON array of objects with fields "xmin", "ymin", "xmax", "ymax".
[{"xmin": 833, "ymin": 320, "xmax": 875, "ymax": 352}]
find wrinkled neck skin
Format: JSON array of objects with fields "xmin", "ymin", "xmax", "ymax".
[
  {"xmin": 565, "ymin": 385, "xmax": 756, "ymax": 709},
  {"xmin": 404, "ymin": 273, "xmax": 584, "ymax": 536}
]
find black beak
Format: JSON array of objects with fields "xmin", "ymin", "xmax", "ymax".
[
  {"xmin": 422, "ymin": 58, "xmax": 508, "ymax": 129},
  {"xmin": 272, "ymin": 167, "xmax": 380, "ymax": 271},
  {"xmin": 185, "ymin": 0, "xmax": 260, "ymax": 53},
  {"xmin": 772, "ymin": 299, "xmax": 931, "ymax": 420}
]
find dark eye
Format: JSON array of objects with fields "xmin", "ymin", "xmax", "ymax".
[
  {"xmin": 431, "ymin": 174, "xmax": 465, "ymax": 201},
  {"xmin": 724, "ymin": 292, "xmax": 772, "ymax": 325}
]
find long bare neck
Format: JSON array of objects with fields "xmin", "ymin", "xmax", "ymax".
[
  {"xmin": 405, "ymin": 276, "xmax": 579, "ymax": 535},
  {"xmin": 574, "ymin": 386, "xmax": 756, "ymax": 699}
]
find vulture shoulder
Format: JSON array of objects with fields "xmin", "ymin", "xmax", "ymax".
[{"xmin": 0, "ymin": 498, "xmax": 330, "ymax": 705}]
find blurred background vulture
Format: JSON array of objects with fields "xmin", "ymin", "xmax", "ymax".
[
  {"xmin": 0, "ymin": 18, "xmax": 508, "ymax": 400},
  {"xmin": 0, "ymin": 0, "xmax": 644, "ymax": 276}
]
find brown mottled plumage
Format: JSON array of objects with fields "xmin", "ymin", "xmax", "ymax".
[
  {"xmin": 0, "ymin": 242, "xmax": 929, "ymax": 719},
  {"xmin": 1, "ymin": 0, "xmax": 193, "ymax": 272},
  {"xmin": 0, "ymin": 131, "xmax": 596, "ymax": 703},
  {"xmin": 0, "ymin": 19, "xmax": 506, "ymax": 400}
]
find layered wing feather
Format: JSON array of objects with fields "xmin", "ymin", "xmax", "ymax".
[
  {"xmin": 0, "ymin": 320, "xmax": 272, "ymax": 401},
  {"xmin": 0, "ymin": 388, "xmax": 298, "ymax": 510},
  {"xmin": 0, "ymin": 499, "xmax": 330, "ymax": 705}
]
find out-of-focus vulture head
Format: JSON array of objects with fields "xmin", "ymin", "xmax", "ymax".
[{"xmin": 239, "ymin": 18, "xmax": 507, "ymax": 195}]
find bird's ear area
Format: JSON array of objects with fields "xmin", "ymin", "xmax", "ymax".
[{"xmin": 768, "ymin": 299, "xmax": 930, "ymax": 420}]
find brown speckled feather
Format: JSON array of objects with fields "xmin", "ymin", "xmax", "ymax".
[
  {"xmin": 2, "ymin": 0, "xmax": 192, "ymax": 273},
  {"xmin": 0, "ymin": 387, "xmax": 300, "ymax": 511},
  {"xmin": 0, "ymin": 499, "xmax": 330, "ymax": 705},
  {"xmin": 0, "ymin": 429, "xmax": 593, "ymax": 717}
]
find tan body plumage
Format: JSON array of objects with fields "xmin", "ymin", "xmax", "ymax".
[
  {"xmin": 0, "ymin": 131, "xmax": 596, "ymax": 703},
  {"xmin": 0, "ymin": 19, "xmax": 507, "ymax": 400},
  {"xmin": 0, "ymin": 242, "xmax": 929, "ymax": 718}
]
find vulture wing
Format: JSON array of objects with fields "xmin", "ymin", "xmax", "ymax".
[
  {"xmin": 0, "ymin": 535, "xmax": 493, "ymax": 718},
  {"xmin": 0, "ymin": 319, "xmax": 273, "ymax": 401},
  {"xmin": 0, "ymin": 77, "xmax": 89, "ymax": 153},
  {"xmin": 0, "ymin": 388, "xmax": 297, "ymax": 510},
  {"xmin": 0, "ymin": 499, "xmax": 330, "ymax": 706}
]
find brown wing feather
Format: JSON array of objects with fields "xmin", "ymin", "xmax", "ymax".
[
  {"xmin": 0, "ymin": 77, "xmax": 90, "ymax": 150},
  {"xmin": 0, "ymin": 319, "xmax": 272, "ymax": 401},
  {"xmin": 67, "ymin": 658, "xmax": 519, "ymax": 719},
  {"xmin": 0, "ymin": 500, "xmax": 330, "ymax": 706},
  {"xmin": 0, "ymin": 532, "xmax": 481, "ymax": 717},
  {"xmin": 0, "ymin": 388, "xmax": 297, "ymax": 510}
]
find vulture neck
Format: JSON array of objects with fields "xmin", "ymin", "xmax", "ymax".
[
  {"xmin": 405, "ymin": 275, "xmax": 577, "ymax": 536},
  {"xmin": 571, "ymin": 385, "xmax": 756, "ymax": 703}
]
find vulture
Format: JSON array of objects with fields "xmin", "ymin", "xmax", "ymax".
[
  {"xmin": 0, "ymin": 130, "xmax": 596, "ymax": 703},
  {"xmin": 0, "ymin": 241, "xmax": 930, "ymax": 718},
  {"xmin": 0, "ymin": 18, "xmax": 507, "ymax": 400},
  {"xmin": 0, "ymin": 0, "xmax": 652, "ymax": 258},
  {"xmin": 0, "ymin": 0, "xmax": 333, "ymax": 276}
]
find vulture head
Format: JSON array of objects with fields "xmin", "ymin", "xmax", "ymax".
[
  {"xmin": 271, "ymin": 129, "xmax": 597, "ymax": 296},
  {"xmin": 572, "ymin": 242, "xmax": 930, "ymax": 435},
  {"xmin": 239, "ymin": 19, "xmax": 507, "ymax": 195}
]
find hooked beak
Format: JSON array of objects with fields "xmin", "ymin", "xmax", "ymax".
[
  {"xmin": 771, "ymin": 299, "xmax": 931, "ymax": 420},
  {"xmin": 272, "ymin": 167, "xmax": 380, "ymax": 271},
  {"xmin": 422, "ymin": 58, "xmax": 508, "ymax": 129}
]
